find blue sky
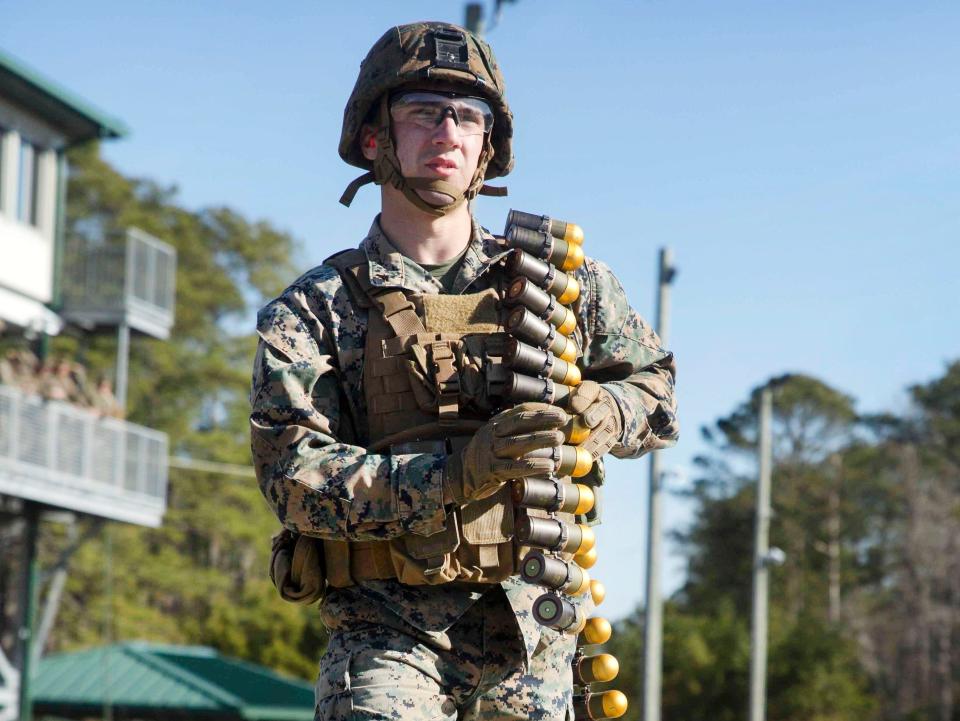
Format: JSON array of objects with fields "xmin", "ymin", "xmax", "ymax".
[{"xmin": 4, "ymin": 1, "xmax": 957, "ymax": 621}]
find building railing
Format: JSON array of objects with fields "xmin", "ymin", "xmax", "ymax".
[
  {"xmin": 0, "ymin": 384, "xmax": 167, "ymax": 527},
  {"xmin": 60, "ymin": 227, "xmax": 176, "ymax": 340}
]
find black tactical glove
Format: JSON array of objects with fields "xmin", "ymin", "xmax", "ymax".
[{"xmin": 444, "ymin": 402, "xmax": 568, "ymax": 505}]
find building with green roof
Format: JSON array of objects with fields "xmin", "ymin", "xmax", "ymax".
[{"xmin": 33, "ymin": 643, "xmax": 314, "ymax": 721}]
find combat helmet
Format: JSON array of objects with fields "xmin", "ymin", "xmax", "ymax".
[{"xmin": 339, "ymin": 22, "xmax": 514, "ymax": 216}]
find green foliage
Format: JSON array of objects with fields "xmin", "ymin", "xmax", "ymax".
[
  {"xmin": 661, "ymin": 601, "xmax": 751, "ymax": 721},
  {"xmin": 616, "ymin": 369, "xmax": 960, "ymax": 721},
  {"xmin": 674, "ymin": 487, "xmax": 755, "ymax": 613},
  {"xmin": 767, "ymin": 615, "xmax": 875, "ymax": 721},
  {"xmin": 42, "ymin": 143, "xmax": 326, "ymax": 679},
  {"xmin": 911, "ymin": 360, "xmax": 960, "ymax": 468},
  {"xmin": 708, "ymin": 372, "xmax": 857, "ymax": 465}
]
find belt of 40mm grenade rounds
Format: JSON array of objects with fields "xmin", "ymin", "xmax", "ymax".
[{"xmin": 499, "ymin": 209, "xmax": 627, "ymax": 721}]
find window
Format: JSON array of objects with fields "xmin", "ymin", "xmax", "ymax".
[
  {"xmin": 18, "ymin": 139, "xmax": 39, "ymax": 226},
  {"xmin": 0, "ymin": 126, "xmax": 5, "ymax": 214}
]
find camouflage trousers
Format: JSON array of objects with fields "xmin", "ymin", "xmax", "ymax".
[{"xmin": 314, "ymin": 585, "xmax": 575, "ymax": 720}]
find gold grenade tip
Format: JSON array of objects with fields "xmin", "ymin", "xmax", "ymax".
[
  {"xmin": 590, "ymin": 579, "xmax": 606, "ymax": 606},
  {"xmin": 558, "ymin": 335, "xmax": 578, "ymax": 364},
  {"xmin": 571, "ymin": 447, "xmax": 593, "ymax": 478},
  {"xmin": 560, "ymin": 242, "xmax": 585, "ymax": 272},
  {"xmin": 574, "ymin": 544, "xmax": 598, "ymax": 570},
  {"xmin": 566, "ymin": 416, "xmax": 591, "ymax": 445},
  {"xmin": 580, "ymin": 616, "xmax": 612, "ymax": 645},
  {"xmin": 564, "ymin": 222, "xmax": 584, "ymax": 246},
  {"xmin": 577, "ymin": 524, "xmax": 597, "ymax": 555},
  {"xmin": 587, "ymin": 654, "xmax": 620, "ymax": 683},
  {"xmin": 601, "ymin": 690, "xmax": 629, "ymax": 719},
  {"xmin": 570, "ymin": 568, "xmax": 591, "ymax": 596},
  {"xmin": 573, "ymin": 484, "xmax": 595, "ymax": 515},
  {"xmin": 562, "ymin": 362, "xmax": 582, "ymax": 387},
  {"xmin": 557, "ymin": 308, "xmax": 578, "ymax": 337},
  {"xmin": 557, "ymin": 275, "xmax": 580, "ymax": 305}
]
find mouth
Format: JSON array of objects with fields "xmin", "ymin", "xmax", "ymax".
[{"xmin": 424, "ymin": 157, "xmax": 459, "ymax": 176}]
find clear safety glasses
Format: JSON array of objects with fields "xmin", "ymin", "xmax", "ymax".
[{"xmin": 389, "ymin": 91, "xmax": 494, "ymax": 136}]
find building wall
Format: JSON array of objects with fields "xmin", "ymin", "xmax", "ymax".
[{"xmin": 0, "ymin": 97, "xmax": 62, "ymax": 308}]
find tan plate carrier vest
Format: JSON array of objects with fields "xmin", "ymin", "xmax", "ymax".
[{"xmin": 317, "ymin": 248, "xmax": 573, "ymax": 589}]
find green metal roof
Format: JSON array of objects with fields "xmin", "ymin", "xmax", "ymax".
[
  {"xmin": 34, "ymin": 642, "xmax": 314, "ymax": 721},
  {"xmin": 0, "ymin": 47, "xmax": 129, "ymax": 143}
]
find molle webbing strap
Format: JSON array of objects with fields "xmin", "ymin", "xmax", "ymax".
[
  {"xmin": 328, "ymin": 246, "xmax": 428, "ymax": 337},
  {"xmin": 429, "ymin": 340, "xmax": 460, "ymax": 424},
  {"xmin": 364, "ymin": 304, "xmax": 430, "ymax": 441},
  {"xmin": 382, "ymin": 332, "xmax": 461, "ymax": 358},
  {"xmin": 370, "ymin": 389, "xmax": 421, "ymax": 416},
  {"xmin": 325, "ymin": 250, "xmax": 427, "ymax": 340},
  {"xmin": 323, "ymin": 248, "xmax": 373, "ymax": 308},
  {"xmin": 369, "ymin": 287, "xmax": 428, "ymax": 337}
]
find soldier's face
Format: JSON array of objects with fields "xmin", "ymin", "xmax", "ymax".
[{"xmin": 362, "ymin": 116, "xmax": 484, "ymax": 206}]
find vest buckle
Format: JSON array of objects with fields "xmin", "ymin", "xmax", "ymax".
[{"xmin": 429, "ymin": 341, "xmax": 460, "ymax": 424}]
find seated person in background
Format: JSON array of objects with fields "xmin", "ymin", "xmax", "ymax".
[
  {"xmin": 12, "ymin": 350, "xmax": 41, "ymax": 397},
  {"xmin": 93, "ymin": 375, "xmax": 123, "ymax": 419},
  {"xmin": 0, "ymin": 351, "xmax": 15, "ymax": 388}
]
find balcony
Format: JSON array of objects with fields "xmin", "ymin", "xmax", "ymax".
[
  {"xmin": 0, "ymin": 384, "xmax": 167, "ymax": 527},
  {"xmin": 60, "ymin": 227, "xmax": 176, "ymax": 340}
]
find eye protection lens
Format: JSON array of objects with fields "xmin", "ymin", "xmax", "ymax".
[{"xmin": 389, "ymin": 92, "xmax": 494, "ymax": 136}]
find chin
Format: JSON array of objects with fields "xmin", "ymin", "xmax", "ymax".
[{"xmin": 415, "ymin": 189, "xmax": 463, "ymax": 206}]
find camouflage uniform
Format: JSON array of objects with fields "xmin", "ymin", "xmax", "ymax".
[{"xmin": 251, "ymin": 218, "xmax": 678, "ymax": 720}]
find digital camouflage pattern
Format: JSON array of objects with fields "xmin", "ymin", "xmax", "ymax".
[
  {"xmin": 316, "ymin": 584, "xmax": 579, "ymax": 720},
  {"xmin": 250, "ymin": 216, "xmax": 678, "ymax": 716},
  {"xmin": 339, "ymin": 22, "xmax": 514, "ymax": 180}
]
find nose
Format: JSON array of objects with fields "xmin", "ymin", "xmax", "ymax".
[{"xmin": 432, "ymin": 115, "xmax": 463, "ymax": 146}]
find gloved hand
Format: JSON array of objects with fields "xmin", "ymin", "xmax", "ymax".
[
  {"xmin": 566, "ymin": 381, "xmax": 623, "ymax": 461},
  {"xmin": 444, "ymin": 402, "xmax": 569, "ymax": 505}
]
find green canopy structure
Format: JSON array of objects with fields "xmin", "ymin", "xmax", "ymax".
[{"xmin": 33, "ymin": 642, "xmax": 315, "ymax": 721}]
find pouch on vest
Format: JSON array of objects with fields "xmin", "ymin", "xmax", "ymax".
[
  {"xmin": 269, "ymin": 529, "xmax": 326, "ymax": 604},
  {"xmin": 387, "ymin": 440, "xmax": 517, "ymax": 584}
]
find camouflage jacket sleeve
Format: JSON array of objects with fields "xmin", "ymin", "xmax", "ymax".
[
  {"xmin": 250, "ymin": 285, "xmax": 447, "ymax": 541},
  {"xmin": 577, "ymin": 257, "xmax": 679, "ymax": 458}
]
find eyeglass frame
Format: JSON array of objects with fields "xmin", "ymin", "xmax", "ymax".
[{"xmin": 387, "ymin": 90, "xmax": 495, "ymax": 136}]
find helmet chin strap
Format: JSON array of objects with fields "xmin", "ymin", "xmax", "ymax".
[{"xmin": 339, "ymin": 96, "xmax": 504, "ymax": 214}]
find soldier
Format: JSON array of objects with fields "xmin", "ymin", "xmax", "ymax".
[
  {"xmin": 0, "ymin": 351, "xmax": 15, "ymax": 388},
  {"xmin": 13, "ymin": 349, "xmax": 41, "ymax": 397},
  {"xmin": 68, "ymin": 361, "xmax": 95, "ymax": 408},
  {"xmin": 93, "ymin": 374, "xmax": 123, "ymax": 419},
  {"xmin": 250, "ymin": 22, "xmax": 678, "ymax": 721}
]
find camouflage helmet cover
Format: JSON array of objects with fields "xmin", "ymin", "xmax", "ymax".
[{"xmin": 339, "ymin": 21, "xmax": 514, "ymax": 181}]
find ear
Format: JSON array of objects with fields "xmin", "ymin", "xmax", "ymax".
[{"xmin": 360, "ymin": 125, "xmax": 378, "ymax": 161}]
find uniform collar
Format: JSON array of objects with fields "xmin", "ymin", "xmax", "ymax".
[{"xmin": 360, "ymin": 215, "xmax": 509, "ymax": 294}]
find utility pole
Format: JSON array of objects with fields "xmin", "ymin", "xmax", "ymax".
[
  {"xmin": 641, "ymin": 247, "xmax": 675, "ymax": 721},
  {"xmin": 749, "ymin": 387, "xmax": 774, "ymax": 721},
  {"xmin": 464, "ymin": 4, "xmax": 485, "ymax": 35}
]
